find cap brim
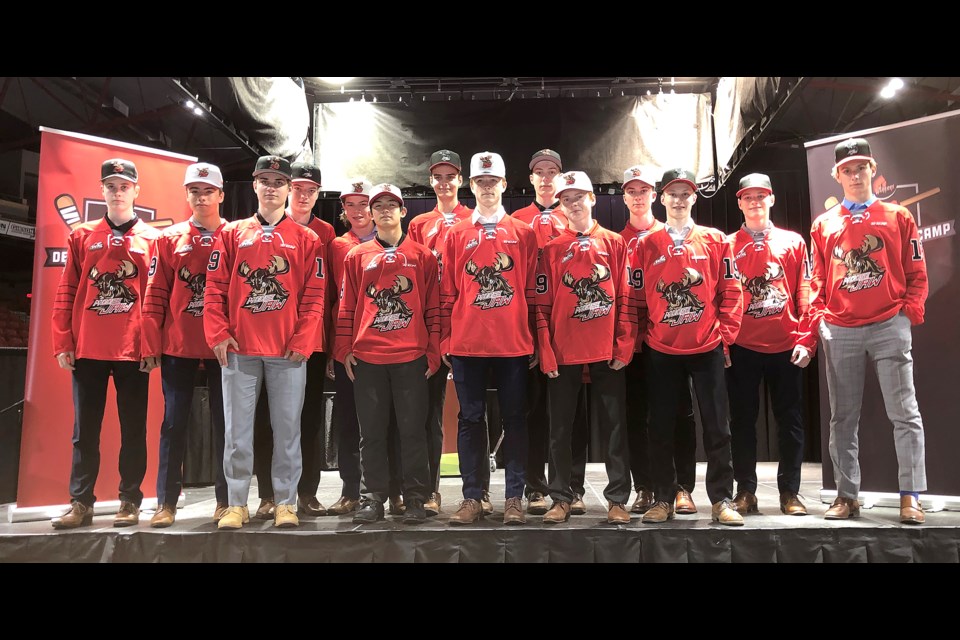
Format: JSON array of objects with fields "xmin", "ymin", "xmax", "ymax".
[
  {"xmin": 429, "ymin": 161, "xmax": 461, "ymax": 172},
  {"xmin": 103, "ymin": 175, "xmax": 137, "ymax": 183},
  {"xmin": 252, "ymin": 170, "xmax": 291, "ymax": 179},
  {"xmin": 292, "ymin": 178, "xmax": 322, "ymax": 186},
  {"xmin": 736, "ymin": 186, "xmax": 772, "ymax": 197},
  {"xmin": 660, "ymin": 178, "xmax": 697, "ymax": 193},
  {"xmin": 529, "ymin": 156, "xmax": 562, "ymax": 171},
  {"xmin": 370, "ymin": 193, "xmax": 403, "ymax": 206},
  {"xmin": 339, "ymin": 193, "xmax": 369, "ymax": 201},
  {"xmin": 833, "ymin": 155, "xmax": 873, "ymax": 169},
  {"xmin": 623, "ymin": 178, "xmax": 655, "ymax": 191}
]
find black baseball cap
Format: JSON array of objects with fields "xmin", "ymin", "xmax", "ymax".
[
  {"xmin": 736, "ymin": 173, "xmax": 773, "ymax": 197},
  {"xmin": 291, "ymin": 161, "xmax": 321, "ymax": 186},
  {"xmin": 101, "ymin": 158, "xmax": 138, "ymax": 183},
  {"xmin": 529, "ymin": 148, "xmax": 562, "ymax": 171},
  {"xmin": 252, "ymin": 155, "xmax": 292, "ymax": 179},
  {"xmin": 429, "ymin": 149, "xmax": 461, "ymax": 172},
  {"xmin": 833, "ymin": 138, "xmax": 873, "ymax": 169},
  {"xmin": 658, "ymin": 168, "xmax": 697, "ymax": 194}
]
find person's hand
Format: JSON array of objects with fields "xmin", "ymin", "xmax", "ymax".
[
  {"xmin": 528, "ymin": 351, "xmax": 539, "ymax": 370},
  {"xmin": 608, "ymin": 359, "xmax": 627, "ymax": 371},
  {"xmin": 790, "ymin": 345, "xmax": 812, "ymax": 368},
  {"xmin": 140, "ymin": 356, "xmax": 160, "ymax": 372},
  {"xmin": 56, "ymin": 351, "xmax": 76, "ymax": 371},
  {"xmin": 724, "ymin": 352, "xmax": 732, "ymax": 368},
  {"xmin": 325, "ymin": 359, "xmax": 336, "ymax": 380},
  {"xmin": 213, "ymin": 337, "xmax": 239, "ymax": 367},
  {"xmin": 345, "ymin": 352, "xmax": 358, "ymax": 381},
  {"xmin": 285, "ymin": 350, "xmax": 307, "ymax": 363},
  {"xmin": 546, "ymin": 370, "xmax": 559, "ymax": 378}
]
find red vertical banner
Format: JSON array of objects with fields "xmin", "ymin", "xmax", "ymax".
[{"xmin": 16, "ymin": 128, "xmax": 196, "ymax": 514}]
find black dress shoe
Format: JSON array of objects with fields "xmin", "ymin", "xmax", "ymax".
[
  {"xmin": 403, "ymin": 500, "xmax": 426, "ymax": 524},
  {"xmin": 352, "ymin": 500, "xmax": 385, "ymax": 524}
]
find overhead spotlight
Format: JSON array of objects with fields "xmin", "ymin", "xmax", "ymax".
[
  {"xmin": 340, "ymin": 85, "xmax": 345, "ymax": 94},
  {"xmin": 646, "ymin": 89, "xmax": 651, "ymax": 96},
  {"xmin": 889, "ymin": 78, "xmax": 904, "ymax": 90},
  {"xmin": 192, "ymin": 106, "xmax": 203, "ymax": 116},
  {"xmin": 880, "ymin": 86, "xmax": 896, "ymax": 99},
  {"xmin": 184, "ymin": 99, "xmax": 195, "ymax": 109},
  {"xmin": 319, "ymin": 77, "xmax": 355, "ymax": 85},
  {"xmin": 349, "ymin": 97, "xmax": 354, "ymax": 103}
]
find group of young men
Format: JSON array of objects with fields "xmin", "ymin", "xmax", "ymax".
[{"xmin": 49, "ymin": 136, "xmax": 930, "ymax": 531}]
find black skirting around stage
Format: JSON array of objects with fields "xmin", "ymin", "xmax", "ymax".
[{"xmin": 2, "ymin": 463, "xmax": 959, "ymax": 563}]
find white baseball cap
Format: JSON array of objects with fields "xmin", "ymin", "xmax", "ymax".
[
  {"xmin": 554, "ymin": 171, "xmax": 594, "ymax": 199},
  {"xmin": 369, "ymin": 183, "xmax": 404, "ymax": 206},
  {"xmin": 621, "ymin": 165, "xmax": 659, "ymax": 191},
  {"xmin": 469, "ymin": 151, "xmax": 506, "ymax": 179},
  {"xmin": 339, "ymin": 177, "xmax": 373, "ymax": 201},
  {"xmin": 184, "ymin": 162, "xmax": 223, "ymax": 189}
]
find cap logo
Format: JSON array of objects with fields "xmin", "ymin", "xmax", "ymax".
[
  {"xmin": 631, "ymin": 168, "xmax": 642, "ymax": 177},
  {"xmin": 441, "ymin": 154, "xmax": 450, "ymax": 161},
  {"xmin": 563, "ymin": 173, "xmax": 576, "ymax": 185},
  {"xmin": 845, "ymin": 141, "xmax": 860, "ymax": 157},
  {"xmin": 112, "ymin": 162, "xmax": 125, "ymax": 174},
  {"xmin": 674, "ymin": 168, "xmax": 685, "ymax": 175},
  {"xmin": 538, "ymin": 149, "xmax": 552, "ymax": 156},
  {"xmin": 269, "ymin": 157, "xmax": 281, "ymax": 170},
  {"xmin": 352, "ymin": 182, "xmax": 364, "ymax": 193},
  {"xmin": 302, "ymin": 170, "xmax": 313, "ymax": 178},
  {"xmin": 197, "ymin": 167, "xmax": 209, "ymax": 177},
  {"xmin": 480, "ymin": 155, "xmax": 493, "ymax": 169}
]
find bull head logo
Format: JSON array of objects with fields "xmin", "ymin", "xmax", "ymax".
[
  {"xmin": 197, "ymin": 167, "xmax": 209, "ymax": 177},
  {"xmin": 563, "ymin": 173, "xmax": 576, "ymax": 185},
  {"xmin": 656, "ymin": 267, "xmax": 704, "ymax": 324},
  {"xmin": 112, "ymin": 162, "xmax": 125, "ymax": 174},
  {"xmin": 833, "ymin": 234, "xmax": 885, "ymax": 291},
  {"xmin": 562, "ymin": 264, "xmax": 614, "ymax": 322},
  {"xmin": 238, "ymin": 255, "xmax": 290, "ymax": 312},
  {"xmin": 480, "ymin": 155, "xmax": 493, "ymax": 169},
  {"xmin": 87, "ymin": 259, "xmax": 138, "ymax": 314},
  {"xmin": 465, "ymin": 251, "xmax": 514, "ymax": 309},
  {"xmin": 365, "ymin": 275, "xmax": 415, "ymax": 331},
  {"xmin": 741, "ymin": 262, "xmax": 788, "ymax": 318},
  {"xmin": 177, "ymin": 266, "xmax": 207, "ymax": 316},
  {"xmin": 352, "ymin": 182, "xmax": 364, "ymax": 193}
]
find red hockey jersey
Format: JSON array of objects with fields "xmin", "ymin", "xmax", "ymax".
[
  {"xmin": 440, "ymin": 212, "xmax": 538, "ymax": 357},
  {"xmin": 328, "ymin": 229, "xmax": 368, "ymax": 363},
  {"xmin": 303, "ymin": 215, "xmax": 334, "ymax": 353},
  {"xmin": 631, "ymin": 224, "xmax": 743, "ymax": 355},
  {"xmin": 407, "ymin": 202, "xmax": 471, "ymax": 259},
  {"xmin": 728, "ymin": 225, "xmax": 816, "ymax": 354},
  {"xmin": 810, "ymin": 201, "xmax": 927, "ymax": 329},
  {"xmin": 536, "ymin": 222, "xmax": 636, "ymax": 373},
  {"xmin": 204, "ymin": 215, "xmax": 324, "ymax": 358},
  {"xmin": 52, "ymin": 217, "xmax": 159, "ymax": 361},
  {"xmin": 336, "ymin": 236, "xmax": 440, "ymax": 372},
  {"xmin": 142, "ymin": 219, "xmax": 226, "ymax": 359},
  {"xmin": 512, "ymin": 202, "xmax": 568, "ymax": 249}
]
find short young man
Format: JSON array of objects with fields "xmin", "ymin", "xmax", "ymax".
[
  {"xmin": 727, "ymin": 173, "xmax": 816, "ymax": 516},
  {"xmin": 810, "ymin": 138, "xmax": 928, "ymax": 524},
  {"xmin": 142, "ymin": 162, "xmax": 229, "ymax": 526},
  {"xmin": 337, "ymin": 184, "xmax": 440, "ymax": 524},
  {"xmin": 536, "ymin": 171, "xmax": 635, "ymax": 524},
  {"xmin": 52, "ymin": 158, "xmax": 160, "ymax": 529},
  {"xmin": 204, "ymin": 155, "xmax": 325, "ymax": 530}
]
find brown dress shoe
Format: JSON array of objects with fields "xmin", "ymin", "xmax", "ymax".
[
  {"xmin": 711, "ymin": 499, "xmax": 745, "ymax": 526},
  {"xmin": 779, "ymin": 492, "xmax": 808, "ymax": 516},
  {"xmin": 899, "ymin": 495, "xmax": 925, "ymax": 525},
  {"xmin": 52, "ymin": 501, "xmax": 94, "ymax": 530},
  {"xmin": 641, "ymin": 501, "xmax": 674, "ymax": 524},
  {"xmin": 732, "ymin": 490, "xmax": 759, "ymax": 515},
  {"xmin": 824, "ymin": 496, "xmax": 860, "ymax": 520},
  {"xmin": 449, "ymin": 498, "xmax": 483, "ymax": 525},
  {"xmin": 570, "ymin": 494, "xmax": 587, "ymax": 515},
  {"xmin": 297, "ymin": 495, "xmax": 326, "ymax": 517},
  {"xmin": 424, "ymin": 492, "xmax": 442, "ymax": 517},
  {"xmin": 526, "ymin": 491, "xmax": 548, "ymax": 515},
  {"xmin": 255, "ymin": 498, "xmax": 276, "ymax": 520},
  {"xmin": 150, "ymin": 504, "xmax": 177, "ymax": 528},
  {"xmin": 326, "ymin": 496, "xmax": 360, "ymax": 515},
  {"xmin": 607, "ymin": 502, "xmax": 631, "ymax": 524},
  {"xmin": 631, "ymin": 489, "xmax": 655, "ymax": 514},
  {"xmin": 503, "ymin": 496, "xmax": 525, "ymax": 525},
  {"xmin": 675, "ymin": 488, "xmax": 698, "ymax": 514},
  {"xmin": 213, "ymin": 503, "xmax": 229, "ymax": 522},
  {"xmin": 543, "ymin": 500, "xmax": 571, "ymax": 524},
  {"xmin": 388, "ymin": 495, "xmax": 406, "ymax": 515},
  {"xmin": 114, "ymin": 501, "xmax": 140, "ymax": 527},
  {"xmin": 480, "ymin": 490, "xmax": 494, "ymax": 515}
]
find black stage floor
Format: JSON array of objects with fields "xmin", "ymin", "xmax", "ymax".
[{"xmin": 2, "ymin": 463, "xmax": 958, "ymax": 562}]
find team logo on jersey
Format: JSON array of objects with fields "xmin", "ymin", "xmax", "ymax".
[
  {"xmin": 239, "ymin": 239, "xmax": 255, "ymax": 249},
  {"xmin": 465, "ymin": 251, "xmax": 514, "ymax": 309},
  {"xmin": 833, "ymin": 234, "xmax": 885, "ymax": 292},
  {"xmin": 177, "ymin": 266, "xmax": 206, "ymax": 317},
  {"xmin": 366, "ymin": 275, "xmax": 414, "ymax": 332},
  {"xmin": 238, "ymin": 256, "xmax": 290, "ymax": 313},
  {"xmin": 89, "ymin": 241, "xmax": 104, "ymax": 251},
  {"xmin": 741, "ymin": 262, "xmax": 788, "ymax": 319},
  {"xmin": 87, "ymin": 260, "xmax": 138, "ymax": 315},
  {"xmin": 652, "ymin": 255, "xmax": 666, "ymax": 266},
  {"xmin": 465, "ymin": 239, "xmax": 479, "ymax": 250},
  {"xmin": 562, "ymin": 264, "xmax": 613, "ymax": 322},
  {"xmin": 656, "ymin": 267, "xmax": 704, "ymax": 326}
]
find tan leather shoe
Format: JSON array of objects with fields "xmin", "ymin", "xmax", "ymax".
[
  {"xmin": 424, "ymin": 492, "xmax": 442, "ymax": 517},
  {"xmin": 503, "ymin": 496, "xmax": 525, "ymax": 525},
  {"xmin": 212, "ymin": 503, "xmax": 229, "ymax": 522},
  {"xmin": 675, "ymin": 489, "xmax": 698, "ymax": 514},
  {"xmin": 480, "ymin": 490, "xmax": 493, "ymax": 515},
  {"xmin": 543, "ymin": 500, "xmax": 571, "ymax": 524},
  {"xmin": 824, "ymin": 496, "xmax": 860, "ymax": 520},
  {"xmin": 388, "ymin": 495, "xmax": 406, "ymax": 516},
  {"xmin": 52, "ymin": 501, "xmax": 94, "ymax": 530},
  {"xmin": 526, "ymin": 491, "xmax": 548, "ymax": 515},
  {"xmin": 732, "ymin": 490, "xmax": 758, "ymax": 515},
  {"xmin": 275, "ymin": 504, "xmax": 300, "ymax": 528},
  {"xmin": 631, "ymin": 489, "xmax": 655, "ymax": 514},
  {"xmin": 326, "ymin": 496, "xmax": 360, "ymax": 515},
  {"xmin": 297, "ymin": 495, "xmax": 326, "ymax": 517},
  {"xmin": 641, "ymin": 501, "xmax": 674, "ymax": 524},
  {"xmin": 711, "ymin": 499, "xmax": 744, "ymax": 526},
  {"xmin": 900, "ymin": 495, "xmax": 925, "ymax": 525},
  {"xmin": 150, "ymin": 504, "xmax": 177, "ymax": 528},
  {"xmin": 607, "ymin": 502, "xmax": 631, "ymax": 525},
  {"xmin": 255, "ymin": 498, "xmax": 276, "ymax": 520},
  {"xmin": 114, "ymin": 501, "xmax": 140, "ymax": 527},
  {"xmin": 218, "ymin": 505, "xmax": 250, "ymax": 529},
  {"xmin": 570, "ymin": 494, "xmax": 587, "ymax": 515},
  {"xmin": 779, "ymin": 492, "xmax": 808, "ymax": 516},
  {"xmin": 449, "ymin": 498, "xmax": 483, "ymax": 525}
]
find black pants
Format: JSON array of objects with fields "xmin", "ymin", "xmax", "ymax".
[
  {"xmin": 253, "ymin": 352, "xmax": 326, "ymax": 498},
  {"xmin": 69, "ymin": 359, "xmax": 149, "ymax": 507},
  {"xmin": 646, "ymin": 345, "xmax": 734, "ymax": 505},
  {"xmin": 424, "ymin": 361, "xmax": 449, "ymax": 493},
  {"xmin": 548, "ymin": 362, "xmax": 631, "ymax": 504},
  {"xmin": 726, "ymin": 345, "xmax": 805, "ymax": 494},
  {"xmin": 353, "ymin": 356, "xmax": 430, "ymax": 503},
  {"xmin": 624, "ymin": 355, "xmax": 697, "ymax": 493}
]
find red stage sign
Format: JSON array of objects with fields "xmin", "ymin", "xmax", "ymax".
[{"xmin": 18, "ymin": 128, "xmax": 196, "ymax": 511}]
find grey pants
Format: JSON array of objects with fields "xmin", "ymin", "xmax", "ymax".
[
  {"xmin": 222, "ymin": 353, "xmax": 307, "ymax": 506},
  {"xmin": 820, "ymin": 312, "xmax": 926, "ymax": 498}
]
